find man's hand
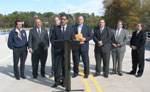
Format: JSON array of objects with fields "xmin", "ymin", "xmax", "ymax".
[
  {"xmin": 29, "ymin": 48, "xmax": 33, "ymax": 53},
  {"xmin": 131, "ymin": 46, "xmax": 137, "ymax": 50},
  {"xmin": 112, "ymin": 44, "xmax": 117, "ymax": 47},
  {"xmin": 98, "ymin": 41, "xmax": 103, "ymax": 47},
  {"xmin": 80, "ymin": 37, "xmax": 86, "ymax": 42},
  {"xmin": 117, "ymin": 44, "xmax": 121, "ymax": 47}
]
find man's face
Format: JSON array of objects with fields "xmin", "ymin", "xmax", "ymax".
[
  {"xmin": 55, "ymin": 17, "xmax": 60, "ymax": 26},
  {"xmin": 61, "ymin": 16, "xmax": 68, "ymax": 26},
  {"xmin": 117, "ymin": 22, "xmax": 123, "ymax": 29},
  {"xmin": 136, "ymin": 24, "xmax": 142, "ymax": 31},
  {"xmin": 99, "ymin": 20, "xmax": 105, "ymax": 28},
  {"xmin": 16, "ymin": 22, "xmax": 22, "ymax": 30},
  {"xmin": 78, "ymin": 16, "xmax": 84, "ymax": 25},
  {"xmin": 35, "ymin": 19, "xmax": 41, "ymax": 28}
]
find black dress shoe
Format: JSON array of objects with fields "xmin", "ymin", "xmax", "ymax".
[
  {"xmin": 136, "ymin": 74, "xmax": 142, "ymax": 78},
  {"xmin": 60, "ymin": 82, "xmax": 65, "ymax": 87},
  {"xmin": 33, "ymin": 76, "xmax": 37, "ymax": 79},
  {"xmin": 52, "ymin": 83, "xmax": 59, "ymax": 87},
  {"xmin": 104, "ymin": 74, "xmax": 108, "ymax": 78},
  {"xmin": 16, "ymin": 77, "xmax": 20, "ymax": 80},
  {"xmin": 94, "ymin": 73, "xmax": 100, "ymax": 77},
  {"xmin": 21, "ymin": 76, "xmax": 26, "ymax": 79},
  {"xmin": 51, "ymin": 82, "xmax": 61, "ymax": 88},
  {"xmin": 118, "ymin": 73, "xmax": 123, "ymax": 76},
  {"xmin": 110, "ymin": 71, "xmax": 117, "ymax": 75},
  {"xmin": 127, "ymin": 71, "xmax": 135, "ymax": 75},
  {"xmin": 84, "ymin": 75, "xmax": 88, "ymax": 78},
  {"xmin": 41, "ymin": 74, "xmax": 45, "ymax": 77},
  {"xmin": 72, "ymin": 73, "xmax": 78, "ymax": 78}
]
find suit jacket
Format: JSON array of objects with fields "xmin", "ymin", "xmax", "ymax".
[
  {"xmin": 72, "ymin": 24, "xmax": 92, "ymax": 52},
  {"xmin": 51, "ymin": 25, "xmax": 75, "ymax": 53},
  {"xmin": 93, "ymin": 26, "xmax": 112, "ymax": 53},
  {"xmin": 111, "ymin": 28, "xmax": 128, "ymax": 52},
  {"xmin": 28, "ymin": 27, "xmax": 49, "ymax": 54},
  {"xmin": 49, "ymin": 25, "xmax": 58, "ymax": 46},
  {"xmin": 130, "ymin": 30, "xmax": 146, "ymax": 52}
]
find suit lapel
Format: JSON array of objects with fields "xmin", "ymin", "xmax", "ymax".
[
  {"xmin": 34, "ymin": 27, "xmax": 40, "ymax": 38},
  {"xmin": 96, "ymin": 27, "xmax": 101, "ymax": 39},
  {"xmin": 101, "ymin": 27, "xmax": 106, "ymax": 36},
  {"xmin": 75, "ymin": 25, "xmax": 78, "ymax": 34},
  {"xmin": 118, "ymin": 29, "xmax": 123, "ymax": 38},
  {"xmin": 81, "ymin": 25, "xmax": 85, "ymax": 34},
  {"xmin": 65, "ymin": 26, "xmax": 69, "ymax": 36}
]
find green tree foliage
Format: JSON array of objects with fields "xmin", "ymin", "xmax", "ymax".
[
  {"xmin": 0, "ymin": 11, "xmax": 101, "ymax": 29},
  {"xmin": 104, "ymin": 0, "xmax": 141, "ymax": 30},
  {"xmin": 0, "ymin": 11, "xmax": 100, "ymax": 28}
]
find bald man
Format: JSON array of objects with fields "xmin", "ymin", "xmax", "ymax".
[
  {"xmin": 49, "ymin": 17, "xmax": 60, "ymax": 78},
  {"xmin": 72, "ymin": 16, "xmax": 92, "ymax": 78},
  {"xmin": 28, "ymin": 19, "xmax": 49, "ymax": 79}
]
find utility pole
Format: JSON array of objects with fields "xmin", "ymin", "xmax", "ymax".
[{"xmin": 140, "ymin": 0, "xmax": 143, "ymax": 8}]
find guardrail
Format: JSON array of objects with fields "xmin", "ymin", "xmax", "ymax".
[{"xmin": 0, "ymin": 30, "xmax": 10, "ymax": 44}]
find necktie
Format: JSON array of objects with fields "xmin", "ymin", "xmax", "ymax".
[
  {"xmin": 100, "ymin": 28, "xmax": 103, "ymax": 33},
  {"xmin": 18, "ymin": 31, "xmax": 22, "ymax": 40},
  {"xmin": 115, "ymin": 29, "xmax": 120, "ymax": 40},
  {"xmin": 63, "ymin": 26, "xmax": 65, "ymax": 32},
  {"xmin": 38, "ymin": 28, "xmax": 41, "ymax": 36},
  {"xmin": 61, "ymin": 26, "xmax": 65, "ymax": 39},
  {"xmin": 78, "ymin": 25, "xmax": 81, "ymax": 34}
]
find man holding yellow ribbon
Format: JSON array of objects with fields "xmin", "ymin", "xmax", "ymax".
[{"xmin": 72, "ymin": 16, "xmax": 93, "ymax": 78}]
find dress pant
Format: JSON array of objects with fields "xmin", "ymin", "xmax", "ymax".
[
  {"xmin": 51, "ymin": 46, "xmax": 54, "ymax": 74},
  {"xmin": 13, "ymin": 45, "xmax": 27, "ymax": 78},
  {"xmin": 131, "ymin": 50, "xmax": 145, "ymax": 75},
  {"xmin": 54, "ymin": 50, "xmax": 65, "ymax": 83},
  {"xmin": 73, "ymin": 48, "xmax": 90, "ymax": 76},
  {"xmin": 31, "ymin": 49, "xmax": 48, "ymax": 77},
  {"xmin": 95, "ymin": 48, "xmax": 110, "ymax": 76},
  {"xmin": 112, "ymin": 51, "xmax": 124, "ymax": 73}
]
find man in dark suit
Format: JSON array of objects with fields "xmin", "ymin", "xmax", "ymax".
[
  {"xmin": 72, "ymin": 16, "xmax": 92, "ymax": 78},
  {"xmin": 49, "ymin": 16, "xmax": 60, "ymax": 78},
  {"xmin": 128, "ymin": 23, "xmax": 146, "ymax": 77},
  {"xmin": 111, "ymin": 20, "xmax": 128, "ymax": 76},
  {"xmin": 93, "ymin": 19, "xmax": 112, "ymax": 78},
  {"xmin": 8, "ymin": 20, "xmax": 28, "ymax": 80},
  {"xmin": 28, "ymin": 19, "xmax": 49, "ymax": 79},
  {"xmin": 51, "ymin": 14, "xmax": 74, "ymax": 87}
]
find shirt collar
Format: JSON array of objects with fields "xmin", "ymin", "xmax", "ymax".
[
  {"xmin": 100, "ymin": 27, "xmax": 104, "ymax": 30},
  {"xmin": 78, "ymin": 24, "xmax": 83, "ymax": 27},
  {"xmin": 61, "ymin": 24, "xmax": 67, "ymax": 28},
  {"xmin": 15, "ymin": 28, "xmax": 22, "ymax": 33},
  {"xmin": 61, "ymin": 24, "xmax": 67, "ymax": 31},
  {"xmin": 137, "ymin": 30, "xmax": 141, "ymax": 33},
  {"xmin": 36, "ymin": 27, "xmax": 41, "ymax": 31}
]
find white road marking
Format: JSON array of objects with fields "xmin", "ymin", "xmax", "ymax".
[{"xmin": 0, "ymin": 54, "xmax": 12, "ymax": 63}]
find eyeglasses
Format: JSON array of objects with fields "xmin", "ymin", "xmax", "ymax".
[{"xmin": 61, "ymin": 19, "xmax": 67, "ymax": 20}]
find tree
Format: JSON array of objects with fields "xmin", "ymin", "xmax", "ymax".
[{"xmin": 104, "ymin": 0, "xmax": 141, "ymax": 30}]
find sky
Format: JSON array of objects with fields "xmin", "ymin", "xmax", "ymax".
[{"xmin": 0, "ymin": 0, "xmax": 105, "ymax": 16}]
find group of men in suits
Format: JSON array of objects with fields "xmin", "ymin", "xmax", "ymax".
[
  {"xmin": 50, "ymin": 15, "xmax": 93, "ymax": 87},
  {"xmin": 7, "ymin": 15, "xmax": 146, "ymax": 87}
]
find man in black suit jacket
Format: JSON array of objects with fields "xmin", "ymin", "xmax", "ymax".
[
  {"xmin": 28, "ymin": 19, "xmax": 49, "ymax": 79},
  {"xmin": 51, "ymin": 14, "xmax": 74, "ymax": 87},
  {"xmin": 72, "ymin": 16, "xmax": 92, "ymax": 78},
  {"xmin": 129, "ymin": 23, "xmax": 146, "ymax": 77},
  {"xmin": 93, "ymin": 19, "xmax": 112, "ymax": 78},
  {"xmin": 49, "ymin": 16, "xmax": 60, "ymax": 78}
]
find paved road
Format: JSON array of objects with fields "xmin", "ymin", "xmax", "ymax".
[{"xmin": 0, "ymin": 32, "xmax": 150, "ymax": 92}]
